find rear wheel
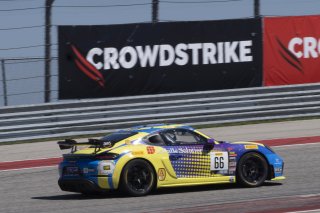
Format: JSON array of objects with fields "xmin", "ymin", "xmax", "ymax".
[
  {"xmin": 120, "ymin": 159, "xmax": 155, "ymax": 196},
  {"xmin": 237, "ymin": 152, "xmax": 268, "ymax": 187}
]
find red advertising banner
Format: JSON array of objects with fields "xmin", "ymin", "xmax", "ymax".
[{"xmin": 263, "ymin": 15, "xmax": 320, "ymax": 86}]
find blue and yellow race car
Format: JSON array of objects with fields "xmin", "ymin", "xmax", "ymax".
[{"xmin": 58, "ymin": 124, "xmax": 285, "ymax": 196}]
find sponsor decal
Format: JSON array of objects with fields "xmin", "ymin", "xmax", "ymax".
[
  {"xmin": 98, "ymin": 161, "xmax": 115, "ymax": 175},
  {"xmin": 165, "ymin": 147, "xmax": 203, "ymax": 154},
  {"xmin": 86, "ymin": 41, "xmax": 253, "ymax": 71},
  {"xmin": 227, "ymin": 147, "xmax": 234, "ymax": 151},
  {"xmin": 229, "ymin": 152, "xmax": 237, "ymax": 157},
  {"xmin": 83, "ymin": 168, "xmax": 95, "ymax": 173},
  {"xmin": 147, "ymin": 146, "xmax": 156, "ymax": 154},
  {"xmin": 264, "ymin": 16, "xmax": 320, "ymax": 86},
  {"xmin": 229, "ymin": 156, "xmax": 236, "ymax": 161},
  {"xmin": 59, "ymin": 20, "xmax": 262, "ymax": 99},
  {"xmin": 132, "ymin": 151, "xmax": 144, "ymax": 156},
  {"xmin": 158, "ymin": 168, "xmax": 166, "ymax": 181},
  {"xmin": 229, "ymin": 167, "xmax": 236, "ymax": 172},
  {"xmin": 229, "ymin": 162, "xmax": 236, "ymax": 167},
  {"xmin": 215, "ymin": 152, "xmax": 223, "ymax": 156},
  {"xmin": 274, "ymin": 37, "xmax": 304, "ymax": 73},
  {"xmin": 102, "ymin": 141, "xmax": 112, "ymax": 147},
  {"xmin": 103, "ymin": 165, "xmax": 111, "ymax": 171},
  {"xmin": 64, "ymin": 167, "xmax": 79, "ymax": 176},
  {"xmin": 244, "ymin": 145, "xmax": 258, "ymax": 149},
  {"xmin": 288, "ymin": 37, "xmax": 320, "ymax": 61},
  {"xmin": 229, "ymin": 176, "xmax": 235, "ymax": 183},
  {"xmin": 275, "ymin": 167, "xmax": 282, "ymax": 173},
  {"xmin": 71, "ymin": 45, "xmax": 105, "ymax": 88}
]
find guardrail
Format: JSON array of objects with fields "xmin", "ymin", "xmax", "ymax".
[{"xmin": 1, "ymin": 83, "xmax": 320, "ymax": 143}]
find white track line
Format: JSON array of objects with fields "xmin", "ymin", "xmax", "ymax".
[
  {"xmin": 0, "ymin": 165, "xmax": 57, "ymax": 172},
  {"xmin": 273, "ymin": 142, "xmax": 320, "ymax": 148},
  {"xmin": 286, "ymin": 209, "xmax": 320, "ymax": 213},
  {"xmin": 0, "ymin": 156, "xmax": 61, "ymax": 163},
  {"xmin": 299, "ymin": 193, "xmax": 320, "ymax": 198}
]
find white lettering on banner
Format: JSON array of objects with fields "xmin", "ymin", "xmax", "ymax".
[
  {"xmin": 86, "ymin": 41, "xmax": 254, "ymax": 70},
  {"xmin": 240, "ymin": 40, "xmax": 253, "ymax": 62},
  {"xmin": 136, "ymin": 45, "xmax": 159, "ymax": 67},
  {"xmin": 159, "ymin": 44, "xmax": 175, "ymax": 66},
  {"xmin": 288, "ymin": 37, "xmax": 320, "ymax": 59},
  {"xmin": 217, "ymin": 42, "xmax": 224, "ymax": 64},
  {"xmin": 225, "ymin": 41, "xmax": 239, "ymax": 63},
  {"xmin": 175, "ymin": 43, "xmax": 188, "ymax": 66},
  {"xmin": 119, "ymin": 46, "xmax": 137, "ymax": 69},
  {"xmin": 86, "ymin": 48, "xmax": 103, "ymax": 70},
  {"xmin": 104, "ymin": 47, "xmax": 119, "ymax": 69},
  {"xmin": 188, "ymin": 43, "xmax": 202, "ymax": 65},
  {"xmin": 202, "ymin": 43, "xmax": 217, "ymax": 64}
]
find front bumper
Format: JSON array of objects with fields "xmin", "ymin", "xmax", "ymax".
[
  {"xmin": 271, "ymin": 176, "xmax": 286, "ymax": 181},
  {"xmin": 58, "ymin": 178, "xmax": 108, "ymax": 193}
]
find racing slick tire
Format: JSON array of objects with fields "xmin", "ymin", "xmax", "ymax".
[
  {"xmin": 236, "ymin": 152, "xmax": 268, "ymax": 187},
  {"xmin": 120, "ymin": 159, "xmax": 156, "ymax": 196}
]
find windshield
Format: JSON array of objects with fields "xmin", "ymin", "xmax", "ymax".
[{"xmin": 100, "ymin": 131, "xmax": 138, "ymax": 143}]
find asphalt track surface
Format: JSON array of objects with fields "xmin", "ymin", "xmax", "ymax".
[{"xmin": 0, "ymin": 120, "xmax": 320, "ymax": 213}]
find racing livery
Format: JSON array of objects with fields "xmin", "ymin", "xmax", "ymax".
[{"xmin": 58, "ymin": 124, "xmax": 285, "ymax": 196}]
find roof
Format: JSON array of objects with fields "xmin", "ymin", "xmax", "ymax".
[{"xmin": 127, "ymin": 123, "xmax": 195, "ymax": 134}]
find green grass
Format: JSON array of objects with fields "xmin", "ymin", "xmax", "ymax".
[{"xmin": 1, "ymin": 116, "xmax": 320, "ymax": 146}]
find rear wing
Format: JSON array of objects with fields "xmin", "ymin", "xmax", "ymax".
[{"xmin": 57, "ymin": 139, "xmax": 112, "ymax": 153}]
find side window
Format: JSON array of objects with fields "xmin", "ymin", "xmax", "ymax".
[
  {"xmin": 146, "ymin": 134, "xmax": 166, "ymax": 146},
  {"xmin": 161, "ymin": 129, "xmax": 207, "ymax": 145}
]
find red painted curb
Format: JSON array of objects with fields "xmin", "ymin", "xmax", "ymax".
[
  {"xmin": 0, "ymin": 157, "xmax": 62, "ymax": 171},
  {"xmin": 0, "ymin": 135, "xmax": 319, "ymax": 171},
  {"xmin": 258, "ymin": 135, "xmax": 320, "ymax": 147}
]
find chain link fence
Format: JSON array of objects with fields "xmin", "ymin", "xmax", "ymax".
[{"xmin": 0, "ymin": 57, "xmax": 58, "ymax": 106}]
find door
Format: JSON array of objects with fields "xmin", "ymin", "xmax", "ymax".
[{"xmin": 160, "ymin": 128, "xmax": 217, "ymax": 178}]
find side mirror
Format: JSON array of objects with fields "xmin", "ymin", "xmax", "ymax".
[
  {"xmin": 207, "ymin": 139, "xmax": 215, "ymax": 144},
  {"xmin": 204, "ymin": 138, "xmax": 215, "ymax": 150}
]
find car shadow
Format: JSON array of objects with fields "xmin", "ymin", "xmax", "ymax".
[
  {"xmin": 32, "ymin": 191, "xmax": 122, "ymax": 200},
  {"xmin": 263, "ymin": 182, "xmax": 282, "ymax": 186},
  {"xmin": 32, "ymin": 182, "xmax": 282, "ymax": 200},
  {"xmin": 154, "ymin": 181, "xmax": 282, "ymax": 195}
]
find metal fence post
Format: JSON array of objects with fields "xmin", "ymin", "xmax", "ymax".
[
  {"xmin": 152, "ymin": 0, "xmax": 159, "ymax": 23},
  {"xmin": 44, "ymin": 0, "xmax": 54, "ymax": 103},
  {"xmin": 254, "ymin": 0, "xmax": 260, "ymax": 18},
  {"xmin": 1, "ymin": 59, "xmax": 8, "ymax": 106}
]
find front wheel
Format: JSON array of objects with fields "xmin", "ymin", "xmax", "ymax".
[
  {"xmin": 120, "ymin": 159, "xmax": 155, "ymax": 196},
  {"xmin": 236, "ymin": 152, "xmax": 268, "ymax": 187}
]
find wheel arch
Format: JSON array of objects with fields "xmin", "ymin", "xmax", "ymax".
[
  {"xmin": 117, "ymin": 157, "xmax": 158, "ymax": 190},
  {"xmin": 237, "ymin": 150, "xmax": 273, "ymax": 181}
]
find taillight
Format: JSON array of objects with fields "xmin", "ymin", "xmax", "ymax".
[{"xmin": 95, "ymin": 153, "xmax": 118, "ymax": 160}]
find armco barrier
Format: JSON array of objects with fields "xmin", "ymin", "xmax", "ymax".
[{"xmin": 0, "ymin": 83, "xmax": 320, "ymax": 143}]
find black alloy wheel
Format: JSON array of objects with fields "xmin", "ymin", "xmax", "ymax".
[
  {"xmin": 120, "ymin": 159, "xmax": 155, "ymax": 196},
  {"xmin": 237, "ymin": 152, "xmax": 268, "ymax": 187}
]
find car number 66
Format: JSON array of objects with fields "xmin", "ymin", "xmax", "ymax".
[{"xmin": 210, "ymin": 152, "xmax": 229, "ymax": 171}]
